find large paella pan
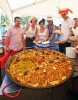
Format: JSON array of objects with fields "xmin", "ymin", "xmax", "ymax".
[{"xmin": 2, "ymin": 48, "xmax": 74, "ymax": 98}]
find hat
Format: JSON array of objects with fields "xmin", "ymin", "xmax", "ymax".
[
  {"xmin": 57, "ymin": 7, "xmax": 73, "ymax": 14},
  {"xmin": 2, "ymin": 23, "xmax": 6, "ymax": 26},
  {"xmin": 46, "ymin": 16, "xmax": 53, "ymax": 20}
]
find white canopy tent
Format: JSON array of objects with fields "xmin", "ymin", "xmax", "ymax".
[{"xmin": 0, "ymin": 0, "xmax": 78, "ymax": 22}]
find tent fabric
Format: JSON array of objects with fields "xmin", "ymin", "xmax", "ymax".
[
  {"xmin": 0, "ymin": 0, "xmax": 78, "ymax": 21},
  {"xmin": 0, "ymin": 0, "xmax": 12, "ymax": 21}
]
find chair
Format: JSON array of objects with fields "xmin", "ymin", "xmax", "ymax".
[{"xmin": 0, "ymin": 49, "xmax": 10, "ymax": 70}]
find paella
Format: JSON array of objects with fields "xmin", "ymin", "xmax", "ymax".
[{"xmin": 6, "ymin": 49, "xmax": 73, "ymax": 88}]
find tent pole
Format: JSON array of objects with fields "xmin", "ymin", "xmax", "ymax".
[{"xmin": 11, "ymin": 11, "xmax": 14, "ymax": 24}]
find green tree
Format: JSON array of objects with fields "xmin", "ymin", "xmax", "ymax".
[
  {"xmin": 20, "ymin": 16, "xmax": 31, "ymax": 29},
  {"xmin": 20, "ymin": 15, "xmax": 39, "ymax": 29},
  {"xmin": 0, "ymin": 13, "xmax": 11, "ymax": 28}
]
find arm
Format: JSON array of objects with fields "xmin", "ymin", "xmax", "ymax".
[
  {"xmin": 22, "ymin": 36, "xmax": 26, "ymax": 50},
  {"xmin": 1, "ymin": 28, "xmax": 6, "ymax": 34},
  {"xmin": 24, "ymin": 24, "xmax": 29, "ymax": 35},
  {"xmin": 67, "ymin": 27, "xmax": 73, "ymax": 40},
  {"xmin": 6, "ymin": 28, "xmax": 11, "ymax": 52},
  {"xmin": 59, "ymin": 19, "xmax": 75, "ymax": 44},
  {"xmin": 45, "ymin": 28, "xmax": 49, "ymax": 40},
  {"xmin": 2, "ymin": 31, "xmax": 6, "ymax": 34},
  {"xmin": 24, "ymin": 24, "xmax": 30, "ymax": 38},
  {"xmin": 59, "ymin": 27, "xmax": 73, "ymax": 44},
  {"xmin": 49, "ymin": 26, "xmax": 56, "ymax": 41},
  {"xmin": 76, "ymin": 35, "xmax": 78, "ymax": 41},
  {"xmin": 6, "ymin": 36, "xmax": 10, "ymax": 52},
  {"xmin": 75, "ymin": 48, "xmax": 78, "ymax": 54},
  {"xmin": 35, "ymin": 27, "xmax": 39, "ymax": 40}
]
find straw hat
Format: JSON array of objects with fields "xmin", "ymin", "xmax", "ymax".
[
  {"xmin": 2, "ymin": 23, "xmax": 6, "ymax": 26},
  {"xmin": 46, "ymin": 16, "xmax": 53, "ymax": 20}
]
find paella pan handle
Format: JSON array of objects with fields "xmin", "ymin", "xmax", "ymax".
[{"xmin": 2, "ymin": 82, "xmax": 22, "ymax": 99}]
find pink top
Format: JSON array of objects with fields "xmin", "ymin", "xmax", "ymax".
[{"xmin": 6, "ymin": 26, "xmax": 24, "ymax": 51}]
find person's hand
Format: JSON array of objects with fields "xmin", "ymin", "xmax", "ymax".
[
  {"xmin": 76, "ymin": 35, "xmax": 78, "ymax": 41},
  {"xmin": 23, "ymin": 46, "xmax": 26, "ymax": 50},
  {"xmin": 40, "ymin": 40, "xmax": 44, "ymax": 43},
  {"xmin": 26, "ymin": 34, "xmax": 30, "ymax": 38},
  {"xmin": 59, "ymin": 40, "xmax": 67, "ymax": 44},
  {"xmin": 48, "ymin": 38, "xmax": 52, "ymax": 41},
  {"xmin": 75, "ymin": 48, "xmax": 78, "ymax": 54},
  {"xmin": 34, "ymin": 39, "xmax": 38, "ymax": 42},
  {"xmin": 6, "ymin": 47, "xmax": 10, "ymax": 52},
  {"xmin": 37, "ymin": 39, "xmax": 44, "ymax": 43}
]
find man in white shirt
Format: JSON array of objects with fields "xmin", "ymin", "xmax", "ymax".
[{"xmin": 57, "ymin": 8, "xmax": 75, "ymax": 54}]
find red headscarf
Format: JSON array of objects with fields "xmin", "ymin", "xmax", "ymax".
[
  {"xmin": 30, "ymin": 20, "xmax": 32, "ymax": 23},
  {"xmin": 57, "ymin": 7, "xmax": 73, "ymax": 14}
]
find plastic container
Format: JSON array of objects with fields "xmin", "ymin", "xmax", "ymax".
[{"xmin": 66, "ymin": 47, "xmax": 76, "ymax": 58}]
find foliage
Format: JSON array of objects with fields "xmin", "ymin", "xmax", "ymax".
[
  {"xmin": 20, "ymin": 15, "xmax": 39, "ymax": 29},
  {"xmin": 0, "ymin": 13, "xmax": 40, "ymax": 29},
  {"xmin": 20, "ymin": 15, "xmax": 31, "ymax": 29},
  {"xmin": 0, "ymin": 13, "xmax": 11, "ymax": 28}
]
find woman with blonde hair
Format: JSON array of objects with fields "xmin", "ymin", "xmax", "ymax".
[{"xmin": 24, "ymin": 17, "xmax": 38, "ymax": 47}]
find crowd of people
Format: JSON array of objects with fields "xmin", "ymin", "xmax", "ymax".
[
  {"xmin": 4, "ymin": 16, "xmax": 60, "ymax": 55},
  {"xmin": 0, "ymin": 8, "xmax": 76, "ymax": 55}
]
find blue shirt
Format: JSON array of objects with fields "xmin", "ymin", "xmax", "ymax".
[
  {"xmin": 46, "ymin": 23, "xmax": 54, "ymax": 37},
  {"xmin": 1, "ymin": 27, "xmax": 6, "ymax": 37}
]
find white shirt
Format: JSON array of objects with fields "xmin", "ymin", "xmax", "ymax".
[
  {"xmin": 38, "ymin": 28, "xmax": 47, "ymax": 40},
  {"xmin": 72, "ymin": 27, "xmax": 78, "ymax": 36},
  {"xmin": 27, "ymin": 24, "xmax": 36, "ymax": 38},
  {"xmin": 60, "ymin": 18, "xmax": 75, "ymax": 41}
]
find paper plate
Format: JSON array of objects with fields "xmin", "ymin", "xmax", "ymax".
[
  {"xmin": 33, "ymin": 40, "xmax": 42, "ymax": 44},
  {"xmin": 54, "ymin": 30, "xmax": 63, "ymax": 35},
  {"xmin": 42, "ymin": 41, "xmax": 50, "ymax": 44},
  {"xmin": 69, "ymin": 36, "xmax": 76, "ymax": 41},
  {"xmin": 38, "ymin": 41, "xmax": 42, "ymax": 44},
  {"xmin": 33, "ymin": 41, "xmax": 37, "ymax": 43},
  {"xmin": 55, "ymin": 41, "xmax": 62, "ymax": 44}
]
